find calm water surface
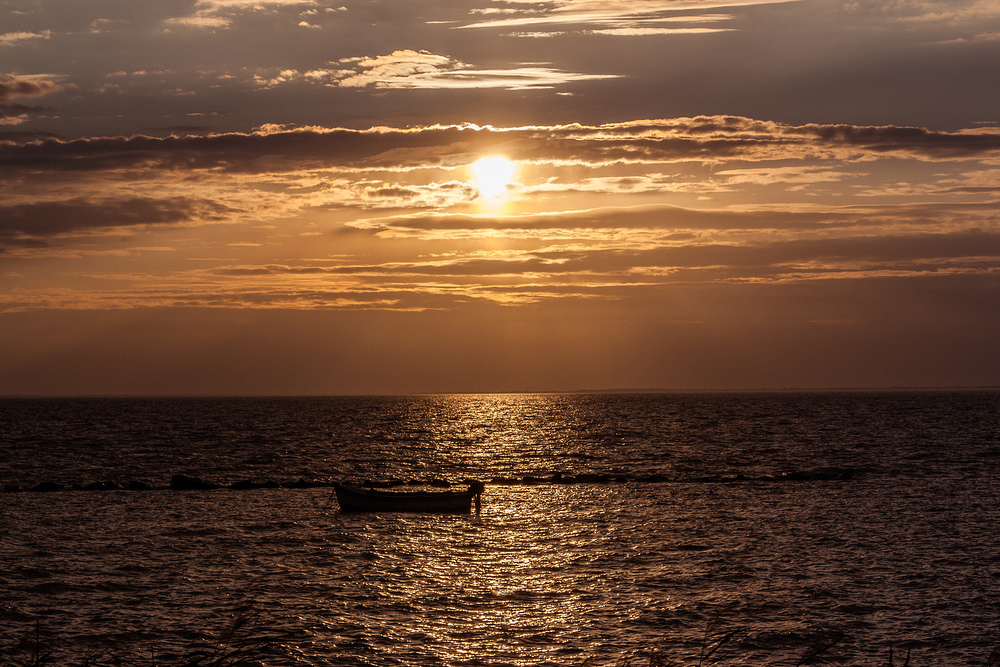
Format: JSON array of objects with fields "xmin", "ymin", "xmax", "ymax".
[{"xmin": 2, "ymin": 392, "xmax": 999, "ymax": 665}]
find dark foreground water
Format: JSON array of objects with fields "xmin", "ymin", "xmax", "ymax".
[{"xmin": 2, "ymin": 391, "xmax": 999, "ymax": 666}]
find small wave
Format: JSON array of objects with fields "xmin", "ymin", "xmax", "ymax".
[
  {"xmin": 115, "ymin": 564, "xmax": 151, "ymax": 573},
  {"xmin": 161, "ymin": 527, "xmax": 227, "ymax": 537},
  {"xmin": 0, "ymin": 604, "xmax": 33, "ymax": 622},
  {"xmin": 835, "ymin": 603, "xmax": 880, "ymax": 616},
  {"xmin": 15, "ymin": 567, "xmax": 52, "ymax": 579},
  {"xmin": 26, "ymin": 581, "xmax": 82, "ymax": 595},
  {"xmin": 95, "ymin": 581, "xmax": 142, "ymax": 592}
]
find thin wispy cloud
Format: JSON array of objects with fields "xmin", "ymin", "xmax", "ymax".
[
  {"xmin": 844, "ymin": 0, "xmax": 1000, "ymax": 23},
  {"xmin": 164, "ymin": 0, "xmax": 325, "ymax": 30},
  {"xmin": 0, "ymin": 30, "xmax": 51, "ymax": 46},
  {"xmin": 164, "ymin": 16, "xmax": 233, "ymax": 29},
  {"xmin": 195, "ymin": 0, "xmax": 318, "ymax": 7},
  {"xmin": 251, "ymin": 50, "xmax": 618, "ymax": 90},
  {"xmin": 584, "ymin": 26, "xmax": 733, "ymax": 36},
  {"xmin": 841, "ymin": 0, "xmax": 1000, "ymax": 43},
  {"xmin": 461, "ymin": 0, "xmax": 793, "ymax": 33}
]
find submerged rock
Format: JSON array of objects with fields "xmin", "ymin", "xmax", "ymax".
[
  {"xmin": 489, "ymin": 476, "xmax": 519, "ymax": 485},
  {"xmin": 170, "ymin": 474, "xmax": 220, "ymax": 491},
  {"xmin": 575, "ymin": 473, "xmax": 611, "ymax": 484},
  {"xmin": 29, "ymin": 481, "xmax": 62, "ymax": 493},
  {"xmin": 82, "ymin": 480, "xmax": 122, "ymax": 491}
]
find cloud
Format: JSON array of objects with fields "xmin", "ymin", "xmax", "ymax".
[
  {"xmin": 255, "ymin": 50, "xmax": 619, "ymax": 90},
  {"xmin": 356, "ymin": 199, "xmax": 1000, "ymax": 238},
  {"xmin": 840, "ymin": 0, "xmax": 1000, "ymax": 43},
  {"xmin": 335, "ymin": 50, "xmax": 458, "ymax": 88},
  {"xmin": 2, "ymin": 115, "xmax": 998, "ymax": 303},
  {"xmin": 0, "ymin": 73, "xmax": 63, "ymax": 126},
  {"xmin": 711, "ymin": 166, "xmax": 856, "ymax": 187},
  {"xmin": 164, "ymin": 0, "xmax": 319, "ymax": 29},
  {"xmin": 195, "ymin": 0, "xmax": 318, "ymax": 7},
  {"xmin": 164, "ymin": 16, "xmax": 233, "ymax": 29},
  {"xmin": 3, "ymin": 117, "xmax": 998, "ymax": 178},
  {"xmin": 0, "ymin": 197, "xmax": 234, "ymax": 246},
  {"xmin": 585, "ymin": 26, "xmax": 733, "ymax": 35},
  {"xmin": 0, "ymin": 129, "xmax": 58, "ymax": 141},
  {"xmin": 312, "ymin": 228, "xmax": 1000, "ymax": 282},
  {"xmin": 459, "ymin": 0, "xmax": 792, "ymax": 34},
  {"xmin": 0, "ymin": 31, "xmax": 51, "ymax": 47},
  {"xmin": 604, "ymin": 229, "xmax": 1000, "ymax": 277},
  {"xmin": 144, "ymin": 227, "xmax": 1000, "ymax": 313},
  {"xmin": 843, "ymin": 0, "xmax": 1000, "ymax": 23},
  {"xmin": 0, "ymin": 74, "xmax": 63, "ymax": 104},
  {"xmin": 0, "ymin": 114, "xmax": 28, "ymax": 127}
]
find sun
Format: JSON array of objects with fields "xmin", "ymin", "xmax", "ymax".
[{"xmin": 472, "ymin": 156, "xmax": 516, "ymax": 201}]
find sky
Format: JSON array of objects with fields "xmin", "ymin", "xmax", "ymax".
[{"xmin": 2, "ymin": 0, "xmax": 999, "ymax": 395}]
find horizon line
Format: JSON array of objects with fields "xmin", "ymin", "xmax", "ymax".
[{"xmin": 3, "ymin": 385, "xmax": 999, "ymax": 399}]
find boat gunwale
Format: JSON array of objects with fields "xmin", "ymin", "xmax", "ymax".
[{"xmin": 334, "ymin": 482, "xmax": 477, "ymax": 499}]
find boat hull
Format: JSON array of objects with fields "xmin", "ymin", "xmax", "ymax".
[{"xmin": 333, "ymin": 483, "xmax": 479, "ymax": 513}]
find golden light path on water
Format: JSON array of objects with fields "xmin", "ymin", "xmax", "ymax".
[
  {"xmin": 335, "ymin": 485, "xmax": 645, "ymax": 665},
  {"xmin": 404, "ymin": 400, "xmax": 614, "ymax": 663}
]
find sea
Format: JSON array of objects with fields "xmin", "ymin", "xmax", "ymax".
[{"xmin": 1, "ymin": 391, "xmax": 999, "ymax": 666}]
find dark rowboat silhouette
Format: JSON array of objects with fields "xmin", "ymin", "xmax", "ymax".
[{"xmin": 333, "ymin": 482, "xmax": 484, "ymax": 513}]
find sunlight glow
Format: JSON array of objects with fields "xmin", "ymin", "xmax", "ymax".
[{"xmin": 472, "ymin": 156, "xmax": 517, "ymax": 200}]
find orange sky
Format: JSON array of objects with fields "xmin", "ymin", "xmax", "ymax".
[{"xmin": 2, "ymin": 1, "xmax": 999, "ymax": 394}]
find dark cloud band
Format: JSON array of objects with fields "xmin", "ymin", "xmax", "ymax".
[{"xmin": 3, "ymin": 117, "xmax": 999, "ymax": 176}]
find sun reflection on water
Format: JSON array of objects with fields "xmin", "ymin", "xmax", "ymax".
[{"xmin": 333, "ymin": 483, "xmax": 638, "ymax": 665}]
